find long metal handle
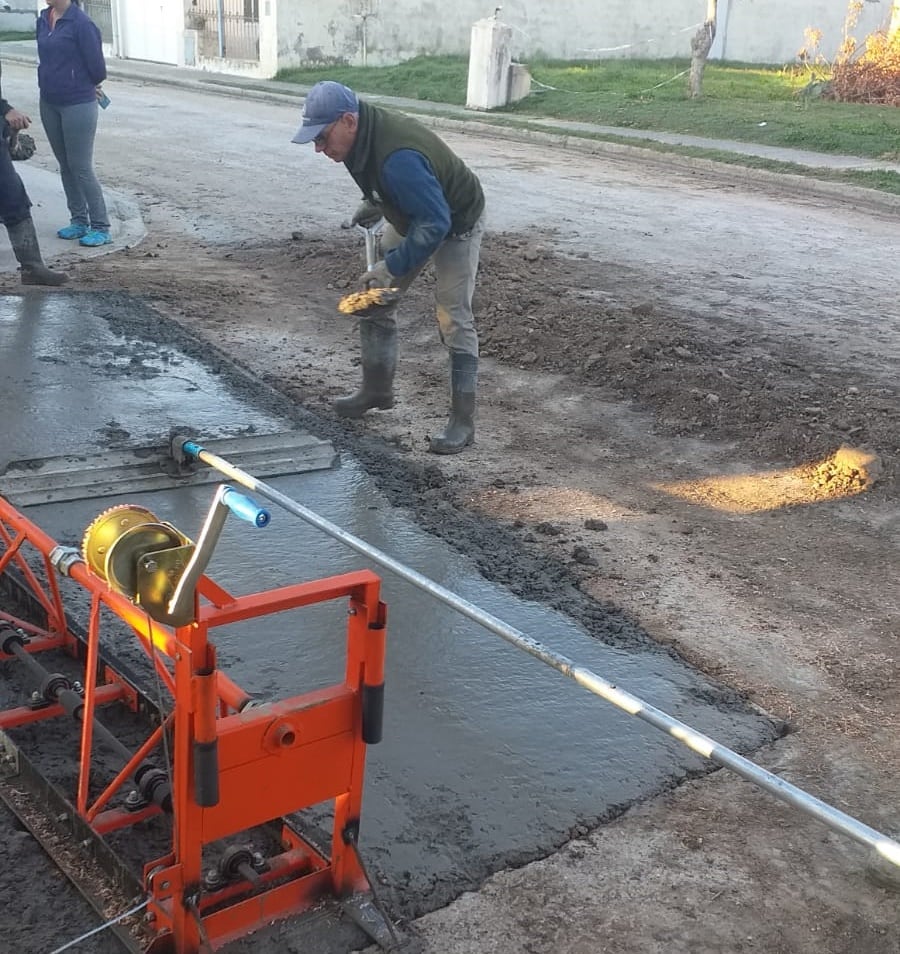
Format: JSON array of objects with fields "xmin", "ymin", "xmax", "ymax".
[
  {"xmin": 177, "ymin": 437, "xmax": 900, "ymax": 870},
  {"xmin": 358, "ymin": 224, "xmax": 377, "ymax": 270}
]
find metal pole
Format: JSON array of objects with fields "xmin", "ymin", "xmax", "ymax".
[
  {"xmin": 109, "ymin": 0, "xmax": 123, "ymax": 58},
  {"xmin": 180, "ymin": 438, "xmax": 900, "ymax": 869},
  {"xmin": 217, "ymin": 0, "xmax": 225, "ymax": 58}
]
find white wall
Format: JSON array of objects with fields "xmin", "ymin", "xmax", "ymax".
[
  {"xmin": 272, "ymin": 0, "xmax": 897, "ymax": 71},
  {"xmin": 0, "ymin": 10, "xmax": 37, "ymax": 31},
  {"xmin": 723, "ymin": 0, "xmax": 888, "ymax": 63}
]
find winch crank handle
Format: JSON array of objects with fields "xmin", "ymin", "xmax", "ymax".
[
  {"xmin": 166, "ymin": 484, "xmax": 270, "ymax": 621},
  {"xmin": 222, "ymin": 487, "xmax": 270, "ymax": 527}
]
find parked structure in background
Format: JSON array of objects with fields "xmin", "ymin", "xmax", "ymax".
[{"xmin": 10, "ymin": 0, "xmax": 897, "ymax": 82}]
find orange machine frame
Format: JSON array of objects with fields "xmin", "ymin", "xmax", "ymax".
[{"xmin": 0, "ymin": 494, "xmax": 388, "ymax": 953}]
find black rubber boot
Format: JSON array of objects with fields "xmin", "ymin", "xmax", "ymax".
[
  {"xmin": 429, "ymin": 351, "xmax": 477, "ymax": 454},
  {"xmin": 6, "ymin": 217, "xmax": 68, "ymax": 286},
  {"xmin": 333, "ymin": 319, "xmax": 397, "ymax": 419}
]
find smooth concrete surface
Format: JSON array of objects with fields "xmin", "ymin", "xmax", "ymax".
[
  {"xmin": 0, "ymin": 291, "xmax": 778, "ymax": 940},
  {"xmin": 0, "ymin": 293, "xmax": 275, "ymax": 467}
]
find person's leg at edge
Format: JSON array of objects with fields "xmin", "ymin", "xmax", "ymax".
[
  {"xmin": 428, "ymin": 215, "xmax": 484, "ymax": 454},
  {"xmin": 39, "ymin": 99, "xmax": 89, "ymax": 237},
  {"xmin": 0, "ymin": 129, "xmax": 67, "ymax": 286}
]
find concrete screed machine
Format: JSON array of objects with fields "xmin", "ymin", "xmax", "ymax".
[{"xmin": 0, "ymin": 432, "xmax": 395, "ymax": 953}]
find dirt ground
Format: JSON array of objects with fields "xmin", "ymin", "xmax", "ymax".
[{"xmin": 1, "ymin": 62, "xmax": 899, "ymax": 953}]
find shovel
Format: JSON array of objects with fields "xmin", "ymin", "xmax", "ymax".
[{"xmin": 336, "ymin": 223, "xmax": 401, "ymax": 317}]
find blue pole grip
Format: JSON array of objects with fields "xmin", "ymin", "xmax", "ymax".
[
  {"xmin": 182, "ymin": 440, "xmax": 202, "ymax": 459},
  {"xmin": 222, "ymin": 487, "xmax": 270, "ymax": 527}
]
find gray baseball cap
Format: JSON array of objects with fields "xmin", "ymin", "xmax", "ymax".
[{"xmin": 291, "ymin": 81, "xmax": 359, "ymax": 144}]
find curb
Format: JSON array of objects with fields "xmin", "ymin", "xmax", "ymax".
[{"xmin": 422, "ymin": 117, "xmax": 900, "ymax": 217}]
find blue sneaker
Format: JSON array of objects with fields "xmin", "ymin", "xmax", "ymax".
[
  {"xmin": 79, "ymin": 229, "xmax": 112, "ymax": 247},
  {"xmin": 58, "ymin": 223, "xmax": 89, "ymax": 240}
]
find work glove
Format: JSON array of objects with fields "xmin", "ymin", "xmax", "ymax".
[
  {"xmin": 351, "ymin": 199, "xmax": 383, "ymax": 229},
  {"xmin": 8, "ymin": 131, "xmax": 35, "ymax": 161},
  {"xmin": 359, "ymin": 259, "xmax": 397, "ymax": 290}
]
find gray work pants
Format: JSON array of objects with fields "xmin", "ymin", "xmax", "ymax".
[
  {"xmin": 39, "ymin": 99, "xmax": 109, "ymax": 231},
  {"xmin": 379, "ymin": 213, "xmax": 484, "ymax": 358}
]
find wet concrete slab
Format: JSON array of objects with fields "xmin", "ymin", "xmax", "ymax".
[
  {"xmin": 0, "ymin": 293, "xmax": 284, "ymax": 466},
  {"xmin": 0, "ymin": 291, "xmax": 779, "ymax": 949}
]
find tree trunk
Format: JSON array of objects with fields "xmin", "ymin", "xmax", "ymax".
[{"xmin": 689, "ymin": 0, "xmax": 719, "ymax": 99}]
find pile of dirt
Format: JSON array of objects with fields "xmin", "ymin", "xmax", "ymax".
[
  {"xmin": 471, "ymin": 234, "xmax": 898, "ymax": 483},
  {"xmin": 220, "ymin": 229, "xmax": 899, "ymax": 493}
]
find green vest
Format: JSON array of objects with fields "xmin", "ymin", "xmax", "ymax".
[{"xmin": 345, "ymin": 101, "xmax": 485, "ymax": 236}]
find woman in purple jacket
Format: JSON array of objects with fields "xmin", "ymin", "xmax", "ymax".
[{"xmin": 37, "ymin": 0, "xmax": 111, "ymax": 247}]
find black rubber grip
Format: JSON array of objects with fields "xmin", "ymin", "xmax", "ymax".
[
  {"xmin": 193, "ymin": 739, "xmax": 220, "ymax": 807},
  {"xmin": 361, "ymin": 683, "xmax": 384, "ymax": 744},
  {"xmin": 0, "ymin": 623, "xmax": 22, "ymax": 655}
]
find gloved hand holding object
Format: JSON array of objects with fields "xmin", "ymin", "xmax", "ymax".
[
  {"xmin": 8, "ymin": 131, "xmax": 36, "ymax": 161},
  {"xmin": 351, "ymin": 199, "xmax": 383, "ymax": 229},
  {"xmin": 336, "ymin": 216, "xmax": 400, "ymax": 316},
  {"xmin": 359, "ymin": 259, "xmax": 395, "ymax": 290}
]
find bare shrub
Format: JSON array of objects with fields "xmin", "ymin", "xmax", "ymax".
[
  {"xmin": 825, "ymin": 1, "xmax": 900, "ymax": 105},
  {"xmin": 830, "ymin": 28, "xmax": 900, "ymax": 105}
]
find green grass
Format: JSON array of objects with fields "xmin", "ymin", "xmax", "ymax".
[
  {"xmin": 276, "ymin": 55, "xmax": 900, "ymax": 161},
  {"xmin": 277, "ymin": 55, "xmax": 470, "ymax": 104}
]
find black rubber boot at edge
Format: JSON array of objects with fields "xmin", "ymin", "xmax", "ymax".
[
  {"xmin": 429, "ymin": 351, "xmax": 477, "ymax": 455},
  {"xmin": 6, "ymin": 217, "xmax": 68, "ymax": 287},
  {"xmin": 333, "ymin": 319, "xmax": 397, "ymax": 419}
]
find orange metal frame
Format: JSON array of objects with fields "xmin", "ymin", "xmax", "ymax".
[{"xmin": 0, "ymin": 496, "xmax": 388, "ymax": 953}]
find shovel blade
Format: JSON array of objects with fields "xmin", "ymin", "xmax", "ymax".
[{"xmin": 337, "ymin": 287, "xmax": 401, "ymax": 317}]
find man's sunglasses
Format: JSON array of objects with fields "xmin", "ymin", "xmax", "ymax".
[{"xmin": 314, "ymin": 121, "xmax": 336, "ymax": 146}]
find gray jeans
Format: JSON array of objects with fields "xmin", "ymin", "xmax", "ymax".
[
  {"xmin": 379, "ymin": 213, "xmax": 485, "ymax": 358},
  {"xmin": 39, "ymin": 99, "xmax": 109, "ymax": 231}
]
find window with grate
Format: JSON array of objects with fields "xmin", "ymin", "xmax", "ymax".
[{"xmin": 82, "ymin": 0, "xmax": 113, "ymax": 44}]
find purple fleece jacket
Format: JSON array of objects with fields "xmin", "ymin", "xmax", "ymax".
[{"xmin": 36, "ymin": 4, "xmax": 106, "ymax": 106}]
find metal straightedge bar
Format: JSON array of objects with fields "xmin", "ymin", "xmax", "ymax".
[
  {"xmin": 179, "ymin": 436, "xmax": 900, "ymax": 871},
  {"xmin": 0, "ymin": 431, "xmax": 336, "ymax": 507}
]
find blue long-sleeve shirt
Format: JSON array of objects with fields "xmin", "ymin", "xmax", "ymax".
[
  {"xmin": 36, "ymin": 5, "xmax": 106, "ymax": 107},
  {"xmin": 380, "ymin": 149, "xmax": 452, "ymax": 277}
]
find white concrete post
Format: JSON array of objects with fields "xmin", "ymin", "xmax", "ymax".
[
  {"xmin": 258, "ymin": 0, "xmax": 279, "ymax": 79},
  {"xmin": 466, "ymin": 15, "xmax": 513, "ymax": 110}
]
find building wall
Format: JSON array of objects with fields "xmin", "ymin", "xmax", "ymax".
[
  {"xmin": 64, "ymin": 0, "xmax": 893, "ymax": 79},
  {"xmin": 0, "ymin": 11, "xmax": 38, "ymax": 32},
  {"xmin": 273, "ymin": 0, "xmax": 895, "ymax": 72}
]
